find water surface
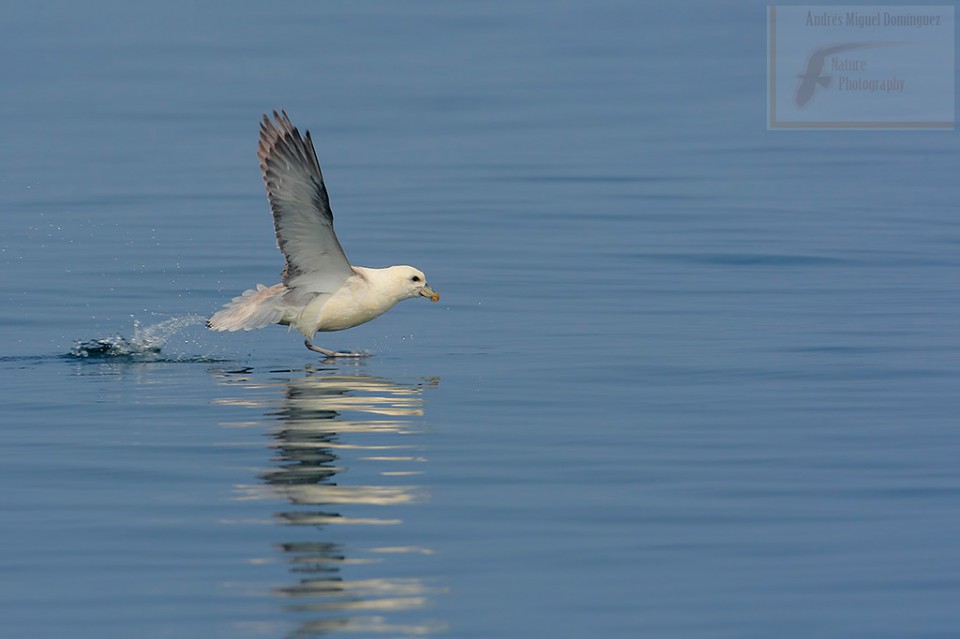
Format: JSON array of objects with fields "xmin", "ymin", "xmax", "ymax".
[{"xmin": 2, "ymin": 2, "xmax": 959, "ymax": 638}]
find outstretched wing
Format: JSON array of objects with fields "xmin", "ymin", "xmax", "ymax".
[{"xmin": 258, "ymin": 110, "xmax": 354, "ymax": 294}]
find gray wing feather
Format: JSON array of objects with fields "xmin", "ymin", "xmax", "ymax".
[{"xmin": 258, "ymin": 111, "xmax": 354, "ymax": 294}]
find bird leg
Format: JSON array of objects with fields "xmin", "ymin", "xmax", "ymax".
[{"xmin": 304, "ymin": 339, "xmax": 369, "ymax": 358}]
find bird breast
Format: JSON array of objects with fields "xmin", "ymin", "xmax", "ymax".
[{"xmin": 305, "ymin": 275, "xmax": 399, "ymax": 333}]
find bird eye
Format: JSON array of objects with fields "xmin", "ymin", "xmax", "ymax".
[{"xmin": 411, "ymin": 276, "xmax": 421, "ymax": 283}]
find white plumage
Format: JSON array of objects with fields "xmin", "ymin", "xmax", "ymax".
[{"xmin": 208, "ymin": 111, "xmax": 439, "ymax": 357}]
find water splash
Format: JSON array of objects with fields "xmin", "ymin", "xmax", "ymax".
[{"xmin": 69, "ymin": 315, "xmax": 208, "ymax": 360}]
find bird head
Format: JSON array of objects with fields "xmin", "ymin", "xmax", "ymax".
[{"xmin": 390, "ymin": 265, "xmax": 440, "ymax": 302}]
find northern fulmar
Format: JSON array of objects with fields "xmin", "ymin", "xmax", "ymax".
[{"xmin": 207, "ymin": 111, "xmax": 439, "ymax": 357}]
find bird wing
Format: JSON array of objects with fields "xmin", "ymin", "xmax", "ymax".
[{"xmin": 258, "ymin": 110, "xmax": 354, "ymax": 294}]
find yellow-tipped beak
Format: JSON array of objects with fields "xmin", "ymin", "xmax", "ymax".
[{"xmin": 420, "ymin": 284, "xmax": 440, "ymax": 302}]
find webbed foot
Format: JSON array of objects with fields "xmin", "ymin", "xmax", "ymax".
[{"xmin": 304, "ymin": 339, "xmax": 370, "ymax": 358}]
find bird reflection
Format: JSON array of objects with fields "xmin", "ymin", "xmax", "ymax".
[{"xmin": 216, "ymin": 370, "xmax": 444, "ymax": 637}]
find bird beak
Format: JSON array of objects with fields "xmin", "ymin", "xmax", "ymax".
[{"xmin": 419, "ymin": 284, "xmax": 440, "ymax": 302}]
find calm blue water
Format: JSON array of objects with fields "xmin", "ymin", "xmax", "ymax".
[{"xmin": 2, "ymin": 2, "xmax": 960, "ymax": 637}]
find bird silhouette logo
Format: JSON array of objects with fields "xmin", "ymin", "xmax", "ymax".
[{"xmin": 795, "ymin": 42, "xmax": 884, "ymax": 107}]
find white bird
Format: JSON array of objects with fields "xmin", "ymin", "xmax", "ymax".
[{"xmin": 207, "ymin": 111, "xmax": 439, "ymax": 357}]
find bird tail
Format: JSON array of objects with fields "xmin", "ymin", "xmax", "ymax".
[{"xmin": 207, "ymin": 283, "xmax": 289, "ymax": 332}]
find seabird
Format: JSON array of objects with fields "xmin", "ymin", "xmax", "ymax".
[{"xmin": 207, "ymin": 111, "xmax": 439, "ymax": 357}]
